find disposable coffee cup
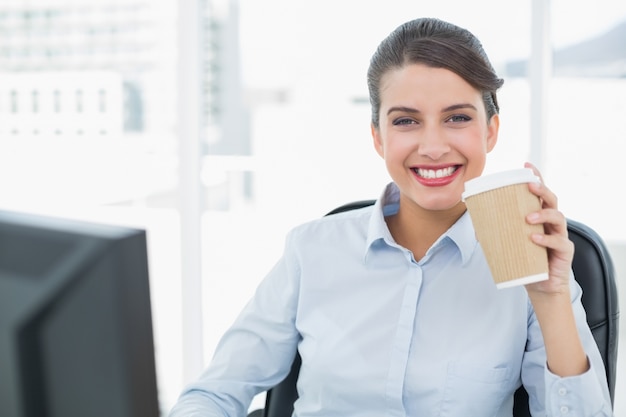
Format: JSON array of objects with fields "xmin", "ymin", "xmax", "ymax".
[{"xmin": 462, "ymin": 168, "xmax": 549, "ymax": 289}]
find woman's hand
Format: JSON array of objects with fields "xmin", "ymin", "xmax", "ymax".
[{"xmin": 523, "ymin": 162, "xmax": 574, "ymax": 296}]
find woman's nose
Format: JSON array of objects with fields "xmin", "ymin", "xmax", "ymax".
[{"xmin": 417, "ymin": 127, "xmax": 451, "ymax": 160}]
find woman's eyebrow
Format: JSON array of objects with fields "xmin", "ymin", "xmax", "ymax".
[
  {"xmin": 443, "ymin": 103, "xmax": 477, "ymax": 112},
  {"xmin": 387, "ymin": 106, "xmax": 419, "ymax": 115}
]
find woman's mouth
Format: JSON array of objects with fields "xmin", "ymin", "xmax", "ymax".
[
  {"xmin": 414, "ymin": 166, "xmax": 459, "ymax": 179},
  {"xmin": 412, "ymin": 165, "xmax": 461, "ymax": 186}
]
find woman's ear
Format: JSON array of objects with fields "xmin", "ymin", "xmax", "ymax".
[
  {"xmin": 486, "ymin": 114, "xmax": 500, "ymax": 153},
  {"xmin": 371, "ymin": 124, "xmax": 385, "ymax": 158}
]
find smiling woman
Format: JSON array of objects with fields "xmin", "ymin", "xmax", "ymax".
[{"xmin": 169, "ymin": 16, "xmax": 614, "ymax": 417}]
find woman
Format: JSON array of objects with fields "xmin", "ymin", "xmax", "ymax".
[{"xmin": 170, "ymin": 18, "xmax": 612, "ymax": 416}]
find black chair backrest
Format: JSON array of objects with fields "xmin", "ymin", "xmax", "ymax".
[{"xmin": 257, "ymin": 201, "xmax": 619, "ymax": 417}]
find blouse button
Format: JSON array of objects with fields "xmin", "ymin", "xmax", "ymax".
[
  {"xmin": 558, "ymin": 387, "xmax": 567, "ymax": 396},
  {"xmin": 560, "ymin": 405, "xmax": 569, "ymax": 414}
]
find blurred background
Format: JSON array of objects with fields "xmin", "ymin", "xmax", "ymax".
[{"xmin": 0, "ymin": 0, "xmax": 624, "ymax": 414}]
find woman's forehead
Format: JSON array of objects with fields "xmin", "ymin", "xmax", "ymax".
[{"xmin": 379, "ymin": 64, "xmax": 483, "ymax": 109}]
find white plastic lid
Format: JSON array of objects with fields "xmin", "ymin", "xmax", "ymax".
[{"xmin": 462, "ymin": 168, "xmax": 540, "ymax": 200}]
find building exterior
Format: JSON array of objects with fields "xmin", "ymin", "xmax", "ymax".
[{"xmin": 0, "ymin": 0, "xmax": 177, "ymax": 135}]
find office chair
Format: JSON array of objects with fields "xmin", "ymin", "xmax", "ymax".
[{"xmin": 249, "ymin": 200, "xmax": 619, "ymax": 417}]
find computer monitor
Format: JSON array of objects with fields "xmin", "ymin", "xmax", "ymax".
[{"xmin": 0, "ymin": 209, "xmax": 160, "ymax": 417}]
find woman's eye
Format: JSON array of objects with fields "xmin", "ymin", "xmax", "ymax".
[
  {"xmin": 392, "ymin": 118, "xmax": 416, "ymax": 126},
  {"xmin": 448, "ymin": 114, "xmax": 472, "ymax": 123}
]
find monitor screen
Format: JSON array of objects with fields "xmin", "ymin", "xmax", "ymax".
[{"xmin": 0, "ymin": 209, "xmax": 160, "ymax": 417}]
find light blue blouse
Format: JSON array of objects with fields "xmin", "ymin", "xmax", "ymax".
[{"xmin": 170, "ymin": 182, "xmax": 612, "ymax": 417}]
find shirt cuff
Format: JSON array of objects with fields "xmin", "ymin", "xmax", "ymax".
[{"xmin": 544, "ymin": 358, "xmax": 611, "ymax": 416}]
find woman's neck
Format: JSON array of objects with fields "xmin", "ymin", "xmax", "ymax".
[{"xmin": 386, "ymin": 197, "xmax": 467, "ymax": 261}]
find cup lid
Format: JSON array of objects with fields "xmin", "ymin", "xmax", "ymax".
[{"xmin": 462, "ymin": 168, "xmax": 540, "ymax": 200}]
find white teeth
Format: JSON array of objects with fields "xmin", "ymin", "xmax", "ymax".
[{"xmin": 416, "ymin": 166, "xmax": 457, "ymax": 179}]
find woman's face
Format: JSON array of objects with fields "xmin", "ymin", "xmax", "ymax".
[{"xmin": 372, "ymin": 63, "xmax": 499, "ymax": 213}]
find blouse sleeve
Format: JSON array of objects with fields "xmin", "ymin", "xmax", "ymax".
[
  {"xmin": 521, "ymin": 272, "xmax": 613, "ymax": 416},
  {"xmin": 169, "ymin": 230, "xmax": 302, "ymax": 417}
]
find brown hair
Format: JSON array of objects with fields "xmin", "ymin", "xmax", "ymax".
[{"xmin": 367, "ymin": 18, "xmax": 504, "ymax": 127}]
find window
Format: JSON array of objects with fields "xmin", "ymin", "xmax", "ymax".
[
  {"xmin": 53, "ymin": 89, "xmax": 61, "ymax": 112},
  {"xmin": 10, "ymin": 90, "xmax": 17, "ymax": 113},
  {"xmin": 75, "ymin": 88, "xmax": 83, "ymax": 112},
  {"xmin": 31, "ymin": 90, "xmax": 39, "ymax": 113}
]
